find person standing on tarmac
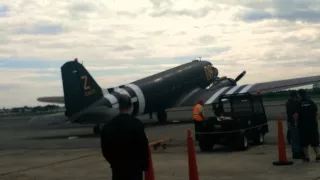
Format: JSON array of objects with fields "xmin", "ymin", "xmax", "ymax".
[
  {"xmin": 294, "ymin": 89, "xmax": 320, "ymax": 162},
  {"xmin": 193, "ymin": 100, "xmax": 205, "ymax": 141},
  {"xmin": 285, "ymin": 90, "xmax": 304, "ymax": 159},
  {"xmin": 100, "ymin": 94, "xmax": 150, "ymax": 180}
]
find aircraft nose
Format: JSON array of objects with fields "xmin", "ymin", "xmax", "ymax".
[{"xmin": 212, "ymin": 66, "xmax": 218, "ymax": 80}]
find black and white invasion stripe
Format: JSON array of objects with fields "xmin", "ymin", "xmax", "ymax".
[
  {"xmin": 204, "ymin": 84, "xmax": 256, "ymax": 104},
  {"xmin": 103, "ymin": 83, "xmax": 146, "ymax": 116}
]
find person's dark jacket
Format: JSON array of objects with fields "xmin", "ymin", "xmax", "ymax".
[
  {"xmin": 286, "ymin": 98, "xmax": 299, "ymax": 125},
  {"xmin": 296, "ymin": 98, "xmax": 318, "ymax": 129},
  {"xmin": 100, "ymin": 113, "xmax": 149, "ymax": 171}
]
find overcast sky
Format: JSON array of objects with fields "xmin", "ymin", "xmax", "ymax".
[{"xmin": 1, "ymin": 0, "xmax": 320, "ymax": 108}]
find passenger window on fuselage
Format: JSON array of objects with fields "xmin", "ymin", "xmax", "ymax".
[{"xmin": 232, "ymin": 98, "xmax": 251, "ymax": 112}]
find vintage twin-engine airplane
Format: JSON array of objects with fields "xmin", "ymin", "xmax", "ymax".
[{"xmin": 32, "ymin": 58, "xmax": 320, "ymax": 134}]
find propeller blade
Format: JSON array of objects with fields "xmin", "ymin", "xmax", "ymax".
[{"xmin": 235, "ymin": 71, "xmax": 246, "ymax": 82}]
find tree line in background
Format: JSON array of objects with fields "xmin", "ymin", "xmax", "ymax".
[{"xmin": 1, "ymin": 104, "xmax": 63, "ymax": 114}]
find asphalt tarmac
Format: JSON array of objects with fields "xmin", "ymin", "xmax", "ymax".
[{"xmin": 0, "ymin": 100, "xmax": 320, "ymax": 179}]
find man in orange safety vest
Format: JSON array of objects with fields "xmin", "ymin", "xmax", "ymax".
[{"xmin": 193, "ymin": 100, "xmax": 205, "ymax": 140}]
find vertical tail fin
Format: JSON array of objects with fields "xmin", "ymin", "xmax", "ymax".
[{"xmin": 61, "ymin": 59, "xmax": 103, "ymax": 117}]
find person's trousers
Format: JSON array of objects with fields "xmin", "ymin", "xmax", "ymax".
[
  {"xmin": 193, "ymin": 120, "xmax": 202, "ymax": 141},
  {"xmin": 289, "ymin": 125, "xmax": 305, "ymax": 158},
  {"xmin": 112, "ymin": 169, "xmax": 143, "ymax": 180}
]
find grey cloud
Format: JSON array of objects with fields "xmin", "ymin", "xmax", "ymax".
[
  {"xmin": 277, "ymin": 10, "xmax": 320, "ymax": 23},
  {"xmin": 269, "ymin": 59, "xmax": 320, "ymax": 68},
  {"xmin": 149, "ymin": 0, "xmax": 173, "ymax": 9},
  {"xmin": 68, "ymin": 2, "xmax": 97, "ymax": 19},
  {"xmin": 241, "ymin": 10, "xmax": 273, "ymax": 22},
  {"xmin": 69, "ymin": 2, "xmax": 96, "ymax": 13},
  {"xmin": 16, "ymin": 23, "xmax": 66, "ymax": 35},
  {"xmin": 0, "ymin": 84, "xmax": 19, "ymax": 91},
  {"xmin": 144, "ymin": 30, "xmax": 165, "ymax": 36},
  {"xmin": 198, "ymin": 35, "xmax": 215, "ymax": 44},
  {"xmin": 113, "ymin": 45, "xmax": 134, "ymax": 51},
  {"xmin": 239, "ymin": 0, "xmax": 320, "ymax": 23},
  {"xmin": 0, "ymin": 5, "xmax": 9, "ymax": 17},
  {"xmin": 116, "ymin": 11, "xmax": 138, "ymax": 18},
  {"xmin": 150, "ymin": 7, "xmax": 213, "ymax": 18}
]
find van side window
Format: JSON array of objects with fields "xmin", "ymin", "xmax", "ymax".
[
  {"xmin": 220, "ymin": 98, "xmax": 231, "ymax": 112},
  {"xmin": 232, "ymin": 98, "xmax": 251, "ymax": 112},
  {"xmin": 252, "ymin": 98, "xmax": 263, "ymax": 113}
]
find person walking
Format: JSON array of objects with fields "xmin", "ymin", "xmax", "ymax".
[
  {"xmin": 100, "ymin": 94, "xmax": 150, "ymax": 179},
  {"xmin": 286, "ymin": 90, "xmax": 304, "ymax": 159},
  {"xmin": 294, "ymin": 89, "xmax": 320, "ymax": 162}
]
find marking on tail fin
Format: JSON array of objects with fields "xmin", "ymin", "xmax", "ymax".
[{"xmin": 81, "ymin": 76, "xmax": 90, "ymax": 90}]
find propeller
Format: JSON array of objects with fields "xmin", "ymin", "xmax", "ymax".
[{"xmin": 234, "ymin": 71, "xmax": 246, "ymax": 82}]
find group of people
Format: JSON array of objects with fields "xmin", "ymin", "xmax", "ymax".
[
  {"xmin": 98, "ymin": 89, "xmax": 319, "ymax": 179},
  {"xmin": 286, "ymin": 89, "xmax": 320, "ymax": 162}
]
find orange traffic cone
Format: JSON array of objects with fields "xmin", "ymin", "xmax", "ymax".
[
  {"xmin": 187, "ymin": 129, "xmax": 199, "ymax": 180},
  {"xmin": 273, "ymin": 116, "xmax": 293, "ymax": 166},
  {"xmin": 144, "ymin": 144, "xmax": 155, "ymax": 180}
]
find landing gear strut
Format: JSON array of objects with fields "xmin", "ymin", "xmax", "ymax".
[{"xmin": 157, "ymin": 110, "xmax": 167, "ymax": 123}]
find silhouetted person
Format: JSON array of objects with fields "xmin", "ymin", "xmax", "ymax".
[
  {"xmin": 294, "ymin": 89, "xmax": 320, "ymax": 162},
  {"xmin": 100, "ymin": 94, "xmax": 149, "ymax": 179},
  {"xmin": 286, "ymin": 90, "xmax": 304, "ymax": 158}
]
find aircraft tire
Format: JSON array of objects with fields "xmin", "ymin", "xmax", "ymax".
[{"xmin": 157, "ymin": 110, "xmax": 167, "ymax": 123}]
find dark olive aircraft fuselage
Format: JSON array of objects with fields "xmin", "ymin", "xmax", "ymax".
[
  {"xmin": 132, "ymin": 60, "xmax": 217, "ymax": 111},
  {"xmin": 61, "ymin": 59, "xmax": 218, "ymax": 124}
]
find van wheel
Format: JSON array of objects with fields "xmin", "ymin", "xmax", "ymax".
[
  {"xmin": 237, "ymin": 133, "xmax": 248, "ymax": 151},
  {"xmin": 199, "ymin": 135, "xmax": 214, "ymax": 152},
  {"xmin": 254, "ymin": 131, "xmax": 264, "ymax": 145}
]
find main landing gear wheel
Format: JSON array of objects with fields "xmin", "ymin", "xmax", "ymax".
[{"xmin": 157, "ymin": 110, "xmax": 167, "ymax": 123}]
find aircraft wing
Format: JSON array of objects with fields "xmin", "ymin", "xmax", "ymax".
[
  {"xmin": 37, "ymin": 88, "xmax": 113, "ymax": 104},
  {"xmin": 178, "ymin": 75, "xmax": 320, "ymax": 106},
  {"xmin": 37, "ymin": 96, "xmax": 64, "ymax": 104}
]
